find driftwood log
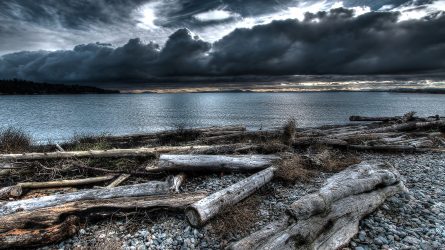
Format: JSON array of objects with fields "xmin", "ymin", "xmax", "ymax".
[
  {"xmin": 150, "ymin": 154, "xmax": 280, "ymax": 173},
  {"xmin": 0, "ymin": 175, "xmax": 117, "ymax": 199},
  {"xmin": 0, "ymin": 192, "xmax": 206, "ymax": 249},
  {"xmin": 229, "ymin": 161, "xmax": 407, "ymax": 250},
  {"xmin": 106, "ymin": 174, "xmax": 130, "ymax": 188},
  {"xmin": 0, "ymin": 178, "xmax": 176, "ymax": 216},
  {"xmin": 186, "ymin": 167, "xmax": 276, "ymax": 227},
  {"xmin": 0, "ymin": 145, "xmax": 213, "ymax": 161}
]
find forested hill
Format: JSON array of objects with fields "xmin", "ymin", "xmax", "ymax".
[{"xmin": 0, "ymin": 79, "xmax": 119, "ymax": 94}]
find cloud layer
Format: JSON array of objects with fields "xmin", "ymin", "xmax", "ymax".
[{"xmin": 1, "ymin": 7, "xmax": 444, "ymax": 82}]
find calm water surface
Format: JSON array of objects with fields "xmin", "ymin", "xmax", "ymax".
[{"xmin": 1, "ymin": 92, "xmax": 444, "ymax": 143}]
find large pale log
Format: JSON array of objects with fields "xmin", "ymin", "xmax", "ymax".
[
  {"xmin": 150, "ymin": 154, "xmax": 280, "ymax": 173},
  {"xmin": 0, "ymin": 178, "xmax": 174, "ymax": 216},
  {"xmin": 186, "ymin": 167, "xmax": 276, "ymax": 227},
  {"xmin": 229, "ymin": 162, "xmax": 407, "ymax": 250},
  {"xmin": 0, "ymin": 145, "xmax": 212, "ymax": 161},
  {"xmin": 287, "ymin": 161, "xmax": 400, "ymax": 219},
  {"xmin": 0, "ymin": 215, "xmax": 79, "ymax": 249},
  {"xmin": 0, "ymin": 192, "xmax": 206, "ymax": 233}
]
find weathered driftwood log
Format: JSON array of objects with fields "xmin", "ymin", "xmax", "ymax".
[
  {"xmin": 186, "ymin": 167, "xmax": 276, "ymax": 227},
  {"xmin": 230, "ymin": 183, "xmax": 406, "ymax": 250},
  {"xmin": 150, "ymin": 154, "xmax": 280, "ymax": 173},
  {"xmin": 0, "ymin": 178, "xmax": 175, "ymax": 216},
  {"xmin": 0, "ymin": 145, "xmax": 212, "ymax": 161},
  {"xmin": 0, "ymin": 175, "xmax": 117, "ymax": 199},
  {"xmin": 0, "ymin": 215, "xmax": 80, "ymax": 249},
  {"xmin": 106, "ymin": 174, "xmax": 130, "ymax": 188},
  {"xmin": 287, "ymin": 161, "xmax": 400, "ymax": 219},
  {"xmin": 349, "ymin": 115, "xmax": 402, "ymax": 122},
  {"xmin": 293, "ymin": 137, "xmax": 348, "ymax": 147},
  {"xmin": 230, "ymin": 162, "xmax": 407, "ymax": 250},
  {"xmin": 0, "ymin": 192, "xmax": 206, "ymax": 233}
]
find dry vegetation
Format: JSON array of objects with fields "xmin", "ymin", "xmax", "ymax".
[
  {"xmin": 281, "ymin": 118, "xmax": 297, "ymax": 145},
  {"xmin": 210, "ymin": 195, "xmax": 262, "ymax": 239},
  {"xmin": 0, "ymin": 127, "xmax": 32, "ymax": 153},
  {"xmin": 275, "ymin": 155, "xmax": 315, "ymax": 183},
  {"xmin": 310, "ymin": 146, "xmax": 361, "ymax": 172}
]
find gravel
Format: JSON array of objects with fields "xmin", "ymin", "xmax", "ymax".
[{"xmin": 38, "ymin": 152, "xmax": 445, "ymax": 250}]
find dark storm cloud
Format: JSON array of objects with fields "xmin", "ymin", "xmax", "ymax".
[
  {"xmin": 1, "ymin": 5, "xmax": 445, "ymax": 82},
  {"xmin": 0, "ymin": 0, "xmax": 147, "ymax": 30},
  {"xmin": 209, "ymin": 8, "xmax": 445, "ymax": 75},
  {"xmin": 0, "ymin": 29, "xmax": 210, "ymax": 81}
]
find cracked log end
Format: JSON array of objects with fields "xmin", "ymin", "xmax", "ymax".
[{"xmin": 185, "ymin": 206, "xmax": 203, "ymax": 227}]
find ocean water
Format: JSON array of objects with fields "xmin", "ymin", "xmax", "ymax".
[{"xmin": 0, "ymin": 92, "xmax": 444, "ymax": 143}]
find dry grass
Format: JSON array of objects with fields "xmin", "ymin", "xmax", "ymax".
[
  {"xmin": 311, "ymin": 146, "xmax": 361, "ymax": 172},
  {"xmin": 0, "ymin": 127, "xmax": 32, "ymax": 153},
  {"xmin": 211, "ymin": 195, "xmax": 261, "ymax": 239},
  {"xmin": 68, "ymin": 133, "xmax": 112, "ymax": 151},
  {"xmin": 275, "ymin": 155, "xmax": 315, "ymax": 183},
  {"xmin": 282, "ymin": 118, "xmax": 297, "ymax": 145}
]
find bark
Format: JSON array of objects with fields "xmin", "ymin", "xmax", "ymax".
[
  {"xmin": 186, "ymin": 167, "xmax": 276, "ymax": 227},
  {"xmin": 229, "ymin": 162, "xmax": 407, "ymax": 250},
  {"xmin": 151, "ymin": 154, "xmax": 280, "ymax": 173},
  {"xmin": 0, "ymin": 192, "xmax": 206, "ymax": 233},
  {"xmin": 0, "ymin": 145, "xmax": 212, "ymax": 161},
  {"xmin": 0, "ymin": 215, "xmax": 80, "ymax": 249},
  {"xmin": 106, "ymin": 174, "xmax": 130, "ymax": 188},
  {"xmin": 0, "ymin": 179, "xmax": 174, "ymax": 216}
]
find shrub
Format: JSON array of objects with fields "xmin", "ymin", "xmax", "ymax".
[
  {"xmin": 0, "ymin": 127, "xmax": 32, "ymax": 153},
  {"xmin": 276, "ymin": 155, "xmax": 315, "ymax": 183},
  {"xmin": 282, "ymin": 118, "xmax": 297, "ymax": 145}
]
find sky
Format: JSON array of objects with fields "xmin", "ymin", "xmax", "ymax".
[{"xmin": 0, "ymin": 0, "xmax": 444, "ymax": 83}]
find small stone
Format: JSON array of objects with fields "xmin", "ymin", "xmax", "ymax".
[
  {"xmin": 358, "ymin": 231, "xmax": 366, "ymax": 241},
  {"xmin": 404, "ymin": 236, "xmax": 420, "ymax": 245},
  {"xmin": 79, "ymin": 229, "xmax": 86, "ymax": 235}
]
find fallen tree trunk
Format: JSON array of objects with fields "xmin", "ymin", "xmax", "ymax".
[
  {"xmin": 151, "ymin": 154, "xmax": 280, "ymax": 173},
  {"xmin": 0, "ymin": 145, "xmax": 213, "ymax": 161},
  {"xmin": 186, "ymin": 167, "xmax": 276, "ymax": 227},
  {"xmin": 0, "ymin": 178, "xmax": 175, "ymax": 216},
  {"xmin": 0, "ymin": 192, "xmax": 206, "ymax": 233},
  {"xmin": 230, "ymin": 161, "xmax": 407, "ymax": 250}
]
